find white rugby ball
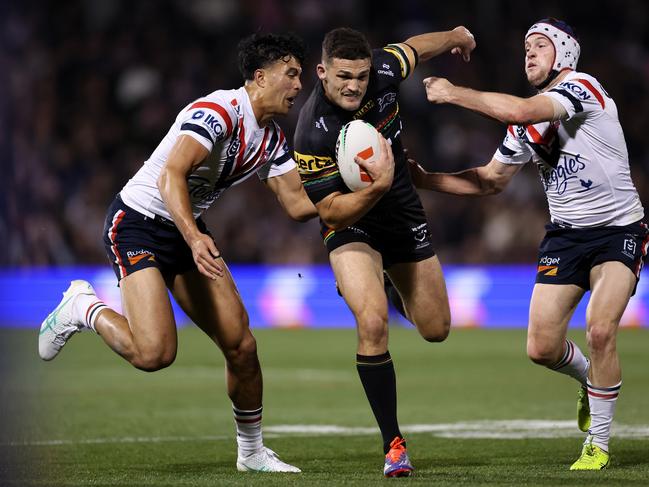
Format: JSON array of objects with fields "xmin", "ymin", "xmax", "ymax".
[{"xmin": 335, "ymin": 120, "xmax": 380, "ymax": 191}]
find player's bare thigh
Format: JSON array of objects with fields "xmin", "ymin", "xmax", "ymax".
[
  {"xmin": 586, "ymin": 261, "xmax": 635, "ymax": 343},
  {"xmin": 118, "ymin": 267, "xmax": 178, "ymax": 364},
  {"xmin": 527, "ymin": 283, "xmax": 585, "ymax": 364},
  {"xmin": 169, "ymin": 264, "xmax": 250, "ymax": 352},
  {"xmin": 329, "ymin": 242, "xmax": 388, "ymax": 354},
  {"xmin": 386, "ymin": 255, "xmax": 450, "ymax": 341}
]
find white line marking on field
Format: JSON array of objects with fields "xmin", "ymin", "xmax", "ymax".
[
  {"xmin": 265, "ymin": 420, "xmax": 649, "ymax": 439},
  {"xmin": 5, "ymin": 420, "xmax": 649, "ymax": 446},
  {"xmin": 3, "ymin": 435, "xmax": 230, "ymax": 447}
]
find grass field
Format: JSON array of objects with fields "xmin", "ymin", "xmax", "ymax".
[{"xmin": 1, "ymin": 326, "xmax": 648, "ymax": 486}]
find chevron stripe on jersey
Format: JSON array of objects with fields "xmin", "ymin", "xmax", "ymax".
[
  {"xmin": 120, "ymin": 87, "xmax": 296, "ymax": 221},
  {"xmin": 505, "ymin": 121, "xmax": 561, "ymax": 167}
]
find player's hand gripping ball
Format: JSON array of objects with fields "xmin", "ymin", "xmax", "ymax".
[{"xmin": 335, "ymin": 120, "xmax": 381, "ymax": 191}]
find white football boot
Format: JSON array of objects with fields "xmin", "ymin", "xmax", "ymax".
[
  {"xmin": 236, "ymin": 447, "xmax": 301, "ymax": 473},
  {"xmin": 39, "ymin": 280, "xmax": 96, "ymax": 360}
]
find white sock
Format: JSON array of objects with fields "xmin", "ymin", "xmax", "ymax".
[
  {"xmin": 73, "ymin": 293, "xmax": 107, "ymax": 332},
  {"xmin": 587, "ymin": 379, "xmax": 621, "ymax": 452},
  {"xmin": 549, "ymin": 339, "xmax": 590, "ymax": 385},
  {"xmin": 233, "ymin": 405, "xmax": 263, "ymax": 457}
]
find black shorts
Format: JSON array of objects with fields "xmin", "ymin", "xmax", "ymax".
[
  {"xmin": 102, "ymin": 195, "xmax": 211, "ymax": 282},
  {"xmin": 535, "ymin": 221, "xmax": 649, "ymax": 291},
  {"xmin": 321, "ymin": 208, "xmax": 435, "ymax": 269}
]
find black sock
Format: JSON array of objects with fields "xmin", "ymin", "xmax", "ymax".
[
  {"xmin": 384, "ymin": 274, "xmax": 407, "ymax": 320},
  {"xmin": 356, "ymin": 351, "xmax": 404, "ymax": 454}
]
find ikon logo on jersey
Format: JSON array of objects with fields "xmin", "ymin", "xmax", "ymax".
[
  {"xmin": 558, "ymin": 81, "xmax": 592, "ymax": 102},
  {"xmin": 203, "ymin": 114, "xmax": 224, "ymax": 136}
]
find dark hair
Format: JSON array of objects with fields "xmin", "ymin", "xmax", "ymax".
[
  {"xmin": 322, "ymin": 27, "xmax": 371, "ymax": 63},
  {"xmin": 237, "ymin": 32, "xmax": 306, "ymax": 80}
]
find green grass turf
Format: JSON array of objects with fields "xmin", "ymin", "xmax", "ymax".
[{"xmin": 1, "ymin": 326, "xmax": 648, "ymax": 486}]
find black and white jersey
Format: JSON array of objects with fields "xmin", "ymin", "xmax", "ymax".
[{"xmin": 294, "ymin": 46, "xmax": 423, "ymax": 218}]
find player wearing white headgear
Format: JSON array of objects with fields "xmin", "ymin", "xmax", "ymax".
[
  {"xmin": 525, "ymin": 18, "xmax": 581, "ymax": 88},
  {"xmin": 413, "ymin": 18, "xmax": 647, "ymax": 470}
]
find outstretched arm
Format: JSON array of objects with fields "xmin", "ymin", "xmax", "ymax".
[
  {"xmin": 397, "ymin": 26, "xmax": 476, "ymax": 65},
  {"xmin": 408, "ymin": 157, "xmax": 521, "ymax": 196},
  {"xmin": 264, "ymin": 168, "xmax": 318, "ymax": 222},
  {"xmin": 423, "ymin": 77, "xmax": 567, "ymax": 125}
]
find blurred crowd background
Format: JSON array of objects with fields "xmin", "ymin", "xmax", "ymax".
[{"xmin": 3, "ymin": 0, "xmax": 649, "ymax": 267}]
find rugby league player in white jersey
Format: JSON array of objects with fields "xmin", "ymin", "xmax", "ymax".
[
  {"xmin": 411, "ymin": 18, "xmax": 647, "ymax": 470},
  {"xmin": 38, "ymin": 32, "xmax": 326, "ymax": 473}
]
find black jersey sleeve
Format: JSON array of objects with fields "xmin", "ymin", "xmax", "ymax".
[
  {"xmin": 293, "ymin": 128, "xmax": 348, "ymax": 205},
  {"xmin": 376, "ymin": 45, "xmax": 416, "ymax": 82}
]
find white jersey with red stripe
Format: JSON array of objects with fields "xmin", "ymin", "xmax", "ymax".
[
  {"xmin": 120, "ymin": 86, "xmax": 294, "ymax": 220},
  {"xmin": 494, "ymin": 70, "xmax": 644, "ymax": 228}
]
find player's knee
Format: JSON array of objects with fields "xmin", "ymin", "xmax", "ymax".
[
  {"xmin": 408, "ymin": 299, "xmax": 451, "ymax": 342},
  {"xmin": 526, "ymin": 341, "xmax": 559, "ymax": 366},
  {"xmin": 357, "ymin": 310, "xmax": 388, "ymax": 347},
  {"xmin": 133, "ymin": 350, "xmax": 176, "ymax": 372},
  {"xmin": 421, "ymin": 328, "xmax": 450, "ymax": 343},
  {"xmin": 417, "ymin": 315, "xmax": 451, "ymax": 342},
  {"xmin": 586, "ymin": 321, "xmax": 617, "ymax": 353},
  {"xmin": 237, "ymin": 332, "xmax": 258, "ymax": 360},
  {"xmin": 224, "ymin": 332, "xmax": 259, "ymax": 369}
]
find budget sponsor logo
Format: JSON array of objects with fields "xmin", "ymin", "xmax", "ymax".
[
  {"xmin": 126, "ymin": 249, "xmax": 155, "ymax": 265},
  {"xmin": 537, "ymin": 255, "xmax": 560, "ymax": 276}
]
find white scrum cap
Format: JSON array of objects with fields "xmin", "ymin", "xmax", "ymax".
[{"xmin": 526, "ymin": 18, "xmax": 580, "ymax": 72}]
